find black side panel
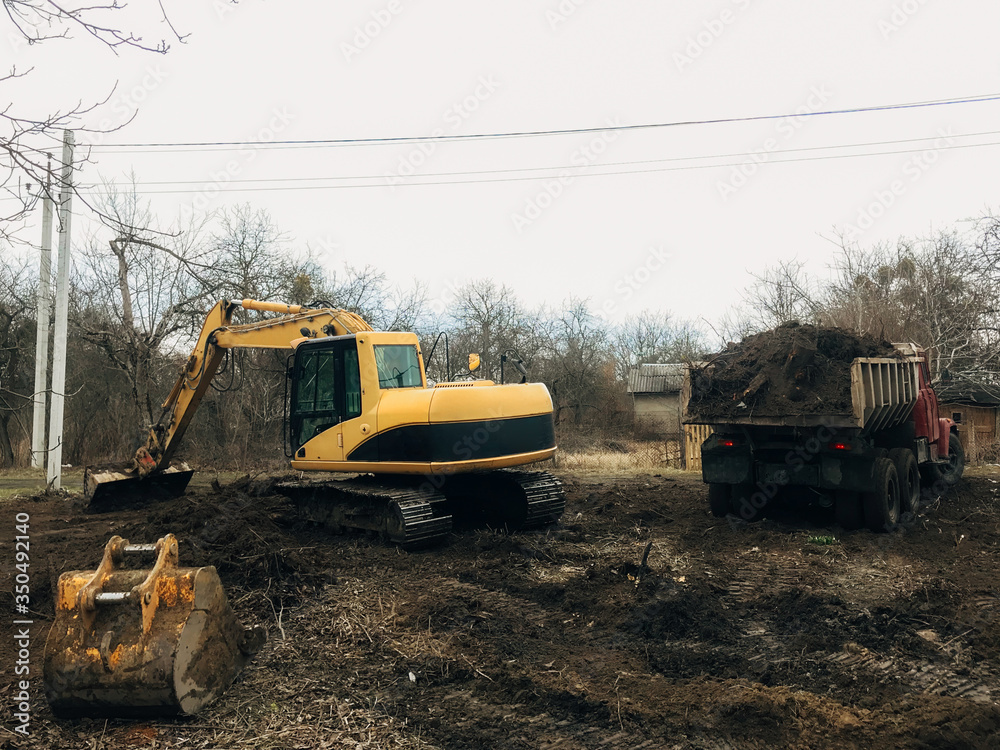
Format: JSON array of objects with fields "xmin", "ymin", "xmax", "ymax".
[{"xmin": 347, "ymin": 414, "xmax": 556, "ymax": 463}]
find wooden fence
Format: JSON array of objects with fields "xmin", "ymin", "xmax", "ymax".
[{"xmin": 684, "ymin": 424, "xmax": 713, "ymax": 472}]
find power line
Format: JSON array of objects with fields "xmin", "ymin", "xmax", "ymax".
[
  {"xmin": 88, "ymin": 93, "xmax": 1000, "ymax": 151},
  {"xmin": 101, "ymin": 129, "xmax": 1000, "ymax": 187},
  {"xmin": 81, "ymin": 137, "xmax": 1000, "ymax": 196}
]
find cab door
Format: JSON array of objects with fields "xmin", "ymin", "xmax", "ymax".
[{"xmin": 289, "ymin": 339, "xmax": 347, "ymax": 461}]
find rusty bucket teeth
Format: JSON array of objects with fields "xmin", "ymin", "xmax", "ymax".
[{"xmin": 43, "ymin": 533, "xmax": 264, "ymax": 718}]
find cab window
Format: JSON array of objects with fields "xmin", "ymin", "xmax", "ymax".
[
  {"xmin": 345, "ymin": 347, "xmax": 362, "ymax": 418},
  {"xmin": 290, "ymin": 337, "xmax": 363, "ymax": 450},
  {"xmin": 292, "ymin": 348, "xmax": 340, "ymax": 448},
  {"xmin": 374, "ymin": 344, "xmax": 423, "ymax": 389}
]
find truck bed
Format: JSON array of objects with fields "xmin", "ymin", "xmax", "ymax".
[{"xmin": 686, "ymin": 353, "xmax": 920, "ymax": 434}]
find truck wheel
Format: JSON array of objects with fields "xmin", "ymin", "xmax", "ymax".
[
  {"xmin": 921, "ymin": 432, "xmax": 965, "ymax": 490},
  {"xmin": 708, "ymin": 483, "xmax": 731, "ymax": 517},
  {"xmin": 862, "ymin": 457, "xmax": 900, "ymax": 532},
  {"xmin": 730, "ymin": 482, "xmax": 766, "ymax": 522},
  {"xmin": 888, "ymin": 448, "xmax": 920, "ymax": 513},
  {"xmin": 834, "ymin": 490, "xmax": 863, "ymax": 530}
]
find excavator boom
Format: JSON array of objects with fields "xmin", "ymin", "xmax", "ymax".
[{"xmin": 84, "ymin": 299, "xmax": 372, "ymax": 504}]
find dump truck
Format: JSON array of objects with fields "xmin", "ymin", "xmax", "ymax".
[{"xmin": 685, "ymin": 325, "xmax": 964, "ymax": 531}]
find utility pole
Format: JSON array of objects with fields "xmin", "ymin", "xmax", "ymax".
[
  {"xmin": 46, "ymin": 131, "xmax": 73, "ymax": 489},
  {"xmin": 31, "ymin": 157, "xmax": 54, "ymax": 469}
]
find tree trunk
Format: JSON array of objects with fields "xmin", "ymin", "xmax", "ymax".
[{"xmin": 0, "ymin": 412, "xmax": 16, "ymax": 467}]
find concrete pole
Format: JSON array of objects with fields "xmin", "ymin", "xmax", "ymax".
[
  {"xmin": 30, "ymin": 158, "xmax": 54, "ymax": 469},
  {"xmin": 46, "ymin": 131, "xmax": 73, "ymax": 489}
]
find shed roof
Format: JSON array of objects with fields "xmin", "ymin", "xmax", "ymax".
[
  {"xmin": 627, "ymin": 363, "xmax": 686, "ymax": 394},
  {"xmin": 935, "ymin": 377, "xmax": 1000, "ymax": 407}
]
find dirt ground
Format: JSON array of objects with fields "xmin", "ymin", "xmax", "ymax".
[{"xmin": 1, "ymin": 467, "xmax": 999, "ymax": 749}]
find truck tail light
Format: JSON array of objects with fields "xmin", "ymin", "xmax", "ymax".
[
  {"xmin": 717, "ymin": 438, "xmax": 738, "ymax": 447},
  {"xmin": 829, "ymin": 442, "xmax": 852, "ymax": 451}
]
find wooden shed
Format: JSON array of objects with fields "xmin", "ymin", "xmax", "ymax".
[
  {"xmin": 935, "ymin": 377, "xmax": 1000, "ymax": 464},
  {"xmin": 627, "ymin": 364, "xmax": 685, "ymax": 431},
  {"xmin": 626, "ymin": 364, "xmax": 687, "ymax": 467},
  {"xmin": 626, "ymin": 363, "xmax": 714, "ymax": 470}
]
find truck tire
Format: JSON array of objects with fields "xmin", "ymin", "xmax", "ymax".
[
  {"xmin": 834, "ymin": 490, "xmax": 863, "ymax": 530},
  {"xmin": 863, "ymin": 457, "xmax": 900, "ymax": 532},
  {"xmin": 730, "ymin": 482, "xmax": 766, "ymax": 522},
  {"xmin": 920, "ymin": 432, "xmax": 965, "ymax": 491},
  {"xmin": 708, "ymin": 483, "xmax": 731, "ymax": 517},
  {"xmin": 888, "ymin": 447, "xmax": 920, "ymax": 513}
]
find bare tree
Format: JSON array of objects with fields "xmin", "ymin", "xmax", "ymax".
[
  {"xmin": 322, "ymin": 264, "xmax": 426, "ymax": 332},
  {"xmin": 0, "ymin": 258, "xmax": 33, "ymax": 465},
  {"xmin": 743, "ymin": 259, "xmax": 822, "ymax": 330},
  {"xmin": 1, "ymin": 1, "xmax": 194, "ymax": 237},
  {"xmin": 447, "ymin": 279, "xmax": 532, "ymax": 381},
  {"xmin": 825, "ymin": 232, "xmax": 999, "ymax": 378},
  {"xmin": 72, "ymin": 181, "xmax": 211, "ymax": 424},
  {"xmin": 609, "ymin": 310, "xmax": 705, "ymax": 381},
  {"xmin": 543, "ymin": 298, "xmax": 613, "ymax": 426}
]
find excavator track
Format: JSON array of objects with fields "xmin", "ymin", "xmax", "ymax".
[
  {"xmin": 278, "ymin": 477, "xmax": 453, "ymax": 549},
  {"xmin": 516, "ymin": 470, "xmax": 566, "ymax": 528},
  {"xmin": 443, "ymin": 470, "xmax": 565, "ymax": 531},
  {"xmin": 278, "ymin": 469, "xmax": 565, "ymax": 548}
]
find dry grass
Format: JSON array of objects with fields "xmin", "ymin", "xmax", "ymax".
[{"xmin": 553, "ymin": 440, "xmax": 689, "ymax": 476}]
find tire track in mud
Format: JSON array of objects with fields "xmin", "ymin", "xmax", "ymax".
[{"xmin": 714, "ymin": 539, "xmax": 1000, "ymax": 711}]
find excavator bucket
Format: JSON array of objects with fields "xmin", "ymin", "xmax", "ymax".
[
  {"xmin": 83, "ymin": 462, "xmax": 194, "ymax": 507},
  {"xmin": 43, "ymin": 533, "xmax": 264, "ymax": 718}
]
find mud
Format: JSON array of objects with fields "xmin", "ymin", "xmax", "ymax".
[
  {"xmin": 688, "ymin": 323, "xmax": 898, "ymax": 420},
  {"xmin": 2, "ymin": 469, "xmax": 999, "ymax": 749}
]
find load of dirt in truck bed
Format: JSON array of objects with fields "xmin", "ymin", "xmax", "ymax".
[{"xmin": 687, "ymin": 322, "xmax": 898, "ymax": 421}]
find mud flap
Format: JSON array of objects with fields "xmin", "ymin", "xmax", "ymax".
[{"xmin": 43, "ymin": 534, "xmax": 264, "ymax": 717}]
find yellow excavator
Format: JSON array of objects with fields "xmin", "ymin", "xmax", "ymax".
[
  {"xmin": 45, "ymin": 298, "xmax": 563, "ymax": 719},
  {"xmin": 84, "ymin": 298, "xmax": 565, "ymax": 546}
]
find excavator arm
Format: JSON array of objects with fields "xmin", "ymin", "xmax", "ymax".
[{"xmin": 84, "ymin": 298, "xmax": 372, "ymax": 504}]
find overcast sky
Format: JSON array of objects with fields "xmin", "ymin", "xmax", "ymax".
[{"xmin": 5, "ymin": 0, "xmax": 1000, "ymax": 334}]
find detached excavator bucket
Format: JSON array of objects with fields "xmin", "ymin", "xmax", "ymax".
[
  {"xmin": 43, "ymin": 534, "xmax": 264, "ymax": 718},
  {"xmin": 83, "ymin": 463, "xmax": 194, "ymax": 507}
]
